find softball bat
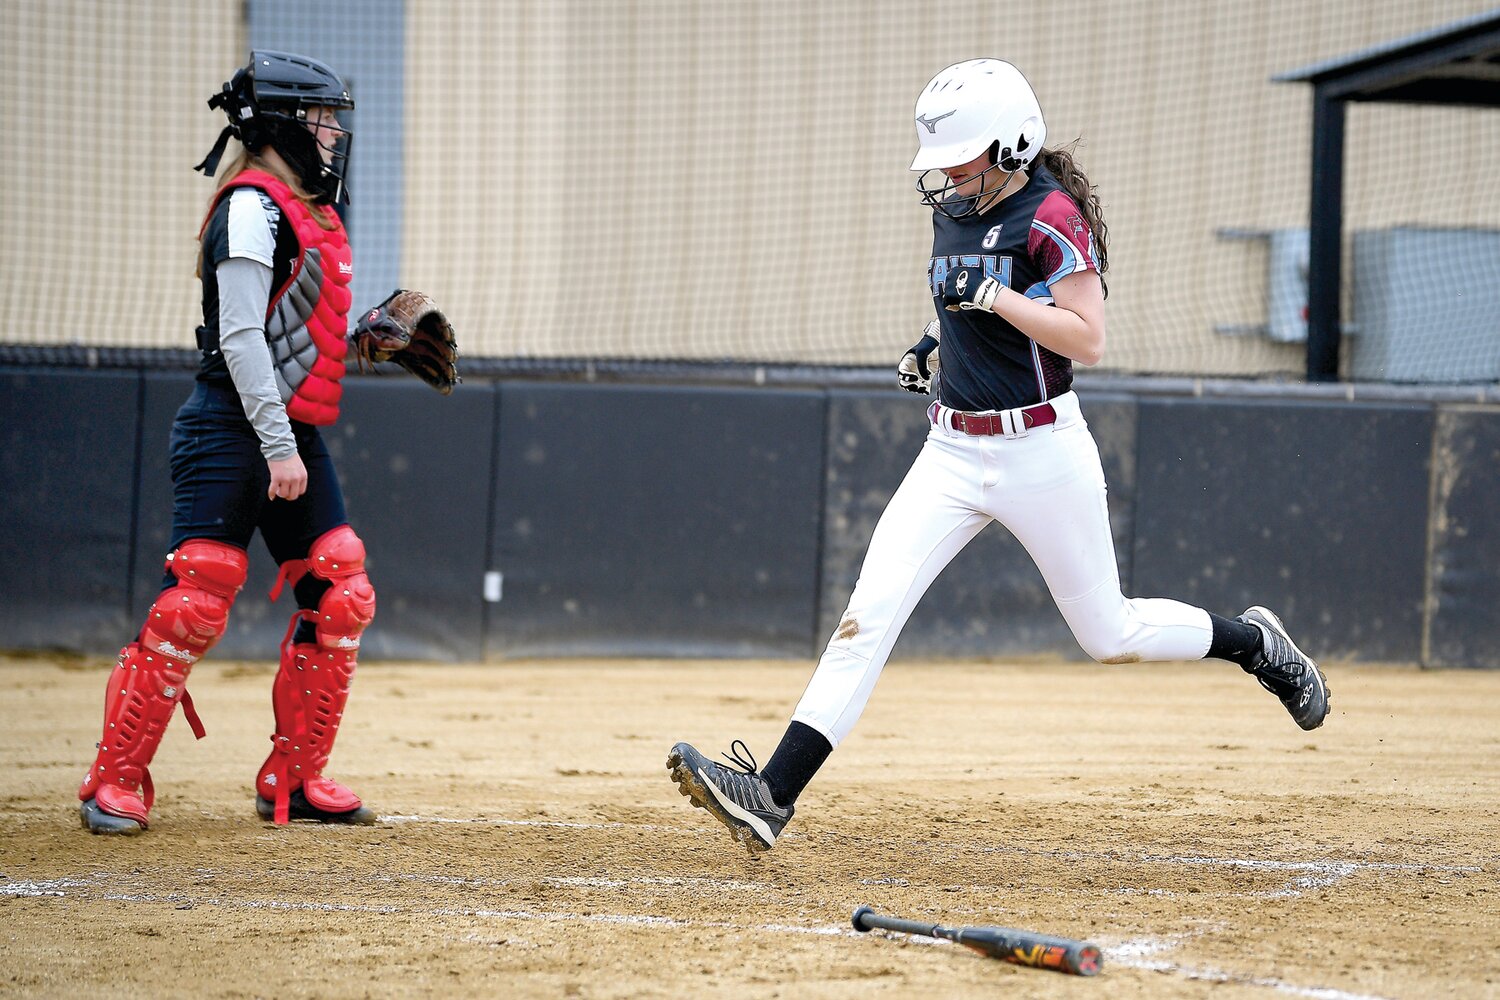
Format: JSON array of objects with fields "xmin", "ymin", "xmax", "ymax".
[{"xmin": 851, "ymin": 905, "xmax": 1102, "ymax": 976}]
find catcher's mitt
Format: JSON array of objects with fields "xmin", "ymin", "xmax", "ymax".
[{"xmin": 353, "ymin": 289, "xmax": 459, "ymax": 394}]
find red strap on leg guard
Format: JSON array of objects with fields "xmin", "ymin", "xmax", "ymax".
[
  {"xmin": 179, "ymin": 690, "xmax": 206, "ymax": 740},
  {"xmin": 268, "ymin": 559, "xmax": 308, "ymax": 602},
  {"xmin": 262, "ymin": 612, "xmax": 313, "ymax": 823},
  {"xmin": 267, "ymin": 730, "xmax": 293, "ymax": 824}
]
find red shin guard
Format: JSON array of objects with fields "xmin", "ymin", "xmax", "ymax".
[
  {"xmin": 80, "ymin": 541, "xmax": 248, "ymax": 823},
  {"xmin": 256, "ymin": 641, "xmax": 363, "ymax": 822},
  {"xmin": 258, "ymin": 526, "xmax": 375, "ymax": 824}
]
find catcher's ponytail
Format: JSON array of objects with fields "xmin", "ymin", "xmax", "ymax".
[{"xmin": 1036, "ymin": 144, "xmax": 1109, "ymax": 297}]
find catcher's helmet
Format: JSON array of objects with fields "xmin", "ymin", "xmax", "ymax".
[
  {"xmin": 911, "ymin": 59, "xmax": 1046, "ymax": 219},
  {"xmin": 195, "ymin": 51, "xmax": 355, "ymax": 204}
]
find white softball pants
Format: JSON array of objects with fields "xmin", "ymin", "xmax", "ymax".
[{"xmin": 792, "ymin": 391, "xmax": 1212, "ymax": 746}]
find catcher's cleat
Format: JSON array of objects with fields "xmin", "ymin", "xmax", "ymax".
[
  {"xmin": 255, "ymin": 788, "xmax": 376, "ymax": 825},
  {"xmin": 1238, "ymin": 606, "xmax": 1330, "ymax": 731},
  {"xmin": 79, "ymin": 797, "xmax": 145, "ymax": 836},
  {"xmin": 667, "ymin": 740, "xmax": 793, "ymax": 855}
]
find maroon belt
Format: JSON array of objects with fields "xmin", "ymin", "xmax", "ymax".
[{"xmin": 944, "ymin": 402, "xmax": 1057, "ymax": 436}]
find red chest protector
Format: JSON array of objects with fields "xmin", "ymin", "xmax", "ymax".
[{"xmin": 201, "ymin": 170, "xmax": 354, "ymax": 425}]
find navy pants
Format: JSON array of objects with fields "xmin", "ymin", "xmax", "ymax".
[{"xmin": 165, "ymin": 381, "xmax": 349, "ymax": 640}]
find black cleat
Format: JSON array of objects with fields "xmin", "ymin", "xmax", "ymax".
[
  {"xmin": 79, "ymin": 797, "xmax": 144, "ymax": 836},
  {"xmin": 1238, "ymin": 606, "xmax": 1330, "ymax": 730},
  {"xmin": 667, "ymin": 740, "xmax": 793, "ymax": 855},
  {"xmin": 255, "ymin": 789, "xmax": 377, "ymax": 825}
]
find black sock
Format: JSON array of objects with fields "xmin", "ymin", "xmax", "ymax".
[
  {"xmin": 760, "ymin": 721, "xmax": 832, "ymax": 809},
  {"xmin": 1207, "ymin": 612, "xmax": 1262, "ymax": 669}
]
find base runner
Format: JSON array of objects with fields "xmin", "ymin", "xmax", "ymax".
[{"xmin": 668, "ymin": 59, "xmax": 1329, "ymax": 855}]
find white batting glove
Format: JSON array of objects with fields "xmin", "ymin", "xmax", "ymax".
[{"xmin": 897, "ymin": 319, "xmax": 941, "ymax": 394}]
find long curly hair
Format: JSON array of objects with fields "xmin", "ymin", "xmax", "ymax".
[{"xmin": 1035, "ymin": 143, "xmax": 1109, "ymax": 297}]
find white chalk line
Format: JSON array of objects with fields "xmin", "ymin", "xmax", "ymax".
[
  {"xmin": 1112, "ymin": 956, "xmax": 1393, "ymax": 1000},
  {"xmin": 380, "ymin": 871, "xmax": 768, "ymax": 892},
  {"xmin": 2, "ymin": 873, "xmax": 1396, "ymax": 999},
  {"xmin": 1101, "ymin": 930, "xmax": 1394, "ymax": 1000},
  {"xmin": 377, "ymin": 813, "xmax": 1481, "ymax": 899}
]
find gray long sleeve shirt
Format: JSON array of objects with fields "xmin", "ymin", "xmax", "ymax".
[{"xmin": 216, "ymin": 256, "xmax": 298, "ymax": 461}]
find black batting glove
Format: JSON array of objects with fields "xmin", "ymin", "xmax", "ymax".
[
  {"xmin": 940, "ymin": 265, "xmax": 1004, "ymax": 313},
  {"xmin": 897, "ymin": 320, "xmax": 941, "ymax": 394}
]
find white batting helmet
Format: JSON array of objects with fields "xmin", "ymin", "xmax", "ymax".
[{"xmin": 912, "ymin": 59, "xmax": 1046, "ymax": 216}]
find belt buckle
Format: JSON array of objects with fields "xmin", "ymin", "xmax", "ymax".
[{"xmin": 960, "ymin": 411, "xmax": 1006, "ymax": 436}]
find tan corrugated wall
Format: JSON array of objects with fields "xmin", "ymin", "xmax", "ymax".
[
  {"xmin": 5, "ymin": 1, "xmax": 1497, "ymax": 376},
  {"xmin": 0, "ymin": 1, "xmax": 242, "ymax": 348}
]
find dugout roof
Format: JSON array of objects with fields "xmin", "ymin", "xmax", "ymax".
[{"xmin": 1275, "ymin": 9, "xmax": 1500, "ymax": 105}]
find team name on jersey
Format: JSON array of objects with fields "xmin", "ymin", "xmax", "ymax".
[{"xmin": 927, "ymin": 254, "xmax": 1013, "ymax": 298}]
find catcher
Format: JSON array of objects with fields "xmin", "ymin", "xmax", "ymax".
[{"xmin": 77, "ymin": 51, "xmax": 456, "ymax": 835}]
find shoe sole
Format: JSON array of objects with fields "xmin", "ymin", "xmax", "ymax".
[
  {"xmin": 1246, "ymin": 605, "xmax": 1331, "ymax": 730},
  {"xmin": 79, "ymin": 800, "xmax": 144, "ymax": 836},
  {"xmin": 666, "ymin": 747, "xmax": 773, "ymax": 856},
  {"xmin": 255, "ymin": 796, "xmax": 377, "ymax": 825}
]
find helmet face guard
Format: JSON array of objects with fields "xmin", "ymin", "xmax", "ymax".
[
  {"xmin": 196, "ymin": 50, "xmax": 356, "ymax": 204},
  {"xmin": 914, "ymin": 143, "xmax": 1019, "ymax": 220}
]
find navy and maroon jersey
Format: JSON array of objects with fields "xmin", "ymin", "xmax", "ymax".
[
  {"xmin": 195, "ymin": 187, "xmax": 300, "ymax": 383},
  {"xmin": 926, "ymin": 162, "xmax": 1099, "ymax": 412}
]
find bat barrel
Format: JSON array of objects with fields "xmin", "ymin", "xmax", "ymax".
[
  {"xmin": 851, "ymin": 907, "xmax": 1103, "ymax": 977},
  {"xmin": 958, "ymin": 928, "xmax": 1103, "ymax": 977}
]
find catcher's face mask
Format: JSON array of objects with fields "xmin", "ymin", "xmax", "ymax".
[{"xmin": 262, "ymin": 103, "xmax": 354, "ymax": 205}]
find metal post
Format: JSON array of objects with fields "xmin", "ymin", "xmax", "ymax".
[{"xmin": 1306, "ymin": 90, "xmax": 1346, "ymax": 382}]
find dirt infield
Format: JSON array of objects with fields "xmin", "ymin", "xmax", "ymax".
[{"xmin": 2, "ymin": 654, "xmax": 1497, "ymax": 998}]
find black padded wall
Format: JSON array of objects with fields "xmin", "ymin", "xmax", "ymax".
[
  {"xmin": 1133, "ymin": 398, "xmax": 1433, "ymax": 663},
  {"xmin": 328, "ymin": 378, "xmax": 496, "ymax": 661},
  {"xmin": 5, "ymin": 367, "xmax": 1496, "ymax": 668},
  {"xmin": 486, "ymin": 383, "xmax": 826, "ymax": 658},
  {"xmin": 1426, "ymin": 408, "xmax": 1500, "ymax": 669},
  {"xmin": 0, "ymin": 369, "xmax": 142, "ymax": 651}
]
